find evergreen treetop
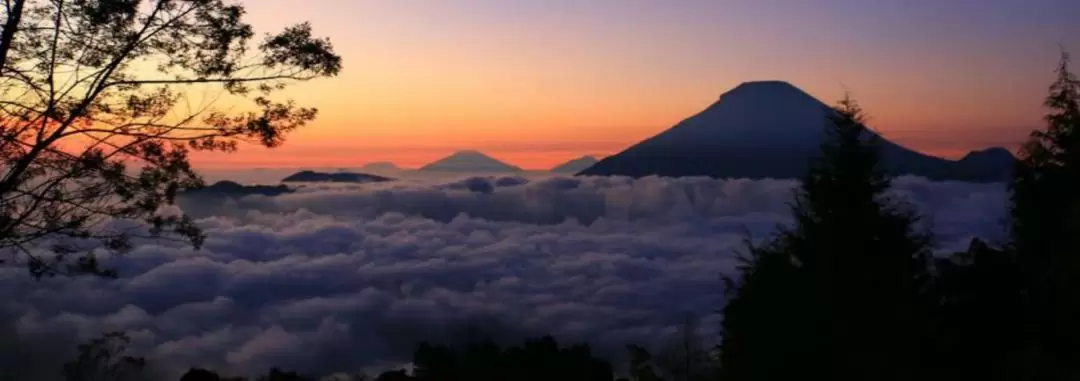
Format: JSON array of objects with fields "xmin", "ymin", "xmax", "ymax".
[{"xmin": 718, "ymin": 94, "xmax": 934, "ymax": 380}]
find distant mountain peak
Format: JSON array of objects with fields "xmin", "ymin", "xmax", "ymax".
[
  {"xmin": 551, "ymin": 155, "xmax": 600, "ymax": 173},
  {"xmin": 359, "ymin": 161, "xmax": 400, "ymax": 173},
  {"xmin": 723, "ymin": 80, "xmax": 814, "ymax": 99},
  {"xmin": 730, "ymin": 80, "xmax": 799, "ymax": 90},
  {"xmin": 447, "ymin": 150, "xmax": 498, "ymax": 160},
  {"xmin": 420, "ymin": 150, "xmax": 522, "ymax": 173},
  {"xmin": 960, "ymin": 147, "xmax": 1014, "ymax": 160},
  {"xmin": 361, "ymin": 161, "xmax": 399, "ymax": 168}
]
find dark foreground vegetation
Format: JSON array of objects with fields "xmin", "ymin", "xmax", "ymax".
[
  {"xmin": 5, "ymin": 0, "xmax": 1080, "ymax": 380},
  {"xmin": 72, "ymin": 331, "xmax": 684, "ymax": 381}
]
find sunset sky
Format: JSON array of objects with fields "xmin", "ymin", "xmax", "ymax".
[{"xmin": 192, "ymin": 0, "xmax": 1080, "ymax": 169}]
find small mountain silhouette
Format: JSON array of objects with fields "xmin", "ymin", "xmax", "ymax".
[
  {"xmin": 360, "ymin": 161, "xmax": 401, "ymax": 172},
  {"xmin": 550, "ymin": 155, "xmax": 600, "ymax": 173},
  {"xmin": 419, "ymin": 150, "xmax": 523, "ymax": 173},
  {"xmin": 953, "ymin": 147, "xmax": 1017, "ymax": 180},
  {"xmin": 281, "ymin": 170, "xmax": 393, "ymax": 183},
  {"xmin": 578, "ymin": 81, "xmax": 1013, "ymax": 182}
]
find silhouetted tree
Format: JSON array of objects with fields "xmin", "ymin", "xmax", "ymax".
[
  {"xmin": 323, "ymin": 373, "xmax": 370, "ymax": 381},
  {"xmin": 177, "ymin": 367, "xmax": 311, "ymax": 381},
  {"xmin": 625, "ymin": 344, "xmax": 662, "ymax": 381},
  {"xmin": 718, "ymin": 94, "xmax": 934, "ymax": 380},
  {"xmin": 930, "ymin": 238, "xmax": 1024, "ymax": 380},
  {"xmin": 717, "ymin": 229, "xmax": 811, "ymax": 380},
  {"xmin": 256, "ymin": 368, "xmax": 314, "ymax": 381},
  {"xmin": 0, "ymin": 0, "xmax": 341, "ymax": 277},
  {"xmin": 62, "ymin": 331, "xmax": 146, "ymax": 381},
  {"xmin": 407, "ymin": 335, "xmax": 614, "ymax": 381},
  {"xmin": 374, "ymin": 369, "xmax": 410, "ymax": 381},
  {"xmin": 411, "ymin": 341, "xmax": 460, "ymax": 380},
  {"xmin": 656, "ymin": 314, "xmax": 713, "ymax": 381},
  {"xmin": 179, "ymin": 368, "xmax": 241, "ymax": 381},
  {"xmin": 1008, "ymin": 49, "xmax": 1080, "ymax": 378}
]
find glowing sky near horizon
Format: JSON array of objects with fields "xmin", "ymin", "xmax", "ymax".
[{"xmin": 191, "ymin": 0, "xmax": 1080, "ymax": 169}]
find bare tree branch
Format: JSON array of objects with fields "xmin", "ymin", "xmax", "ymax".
[
  {"xmin": 0, "ymin": 0, "xmax": 342, "ymax": 278},
  {"xmin": 0, "ymin": 0, "xmax": 25, "ymax": 74}
]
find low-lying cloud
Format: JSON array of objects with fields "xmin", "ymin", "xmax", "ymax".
[{"xmin": 1, "ymin": 175, "xmax": 1008, "ymax": 379}]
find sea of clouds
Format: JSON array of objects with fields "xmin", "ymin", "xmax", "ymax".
[{"xmin": 0, "ymin": 174, "xmax": 1008, "ymax": 380}]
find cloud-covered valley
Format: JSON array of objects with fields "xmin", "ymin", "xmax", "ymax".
[{"xmin": 1, "ymin": 175, "xmax": 1008, "ymax": 380}]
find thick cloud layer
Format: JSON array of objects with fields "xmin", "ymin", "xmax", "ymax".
[{"xmin": 1, "ymin": 175, "xmax": 1007, "ymax": 380}]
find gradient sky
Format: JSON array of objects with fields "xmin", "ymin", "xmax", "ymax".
[{"xmin": 190, "ymin": 0, "xmax": 1080, "ymax": 169}]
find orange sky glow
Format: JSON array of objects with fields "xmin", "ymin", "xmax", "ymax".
[{"xmin": 186, "ymin": 0, "xmax": 1080, "ymax": 170}]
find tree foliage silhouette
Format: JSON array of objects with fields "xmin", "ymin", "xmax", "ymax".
[
  {"xmin": 405, "ymin": 335, "xmax": 613, "ymax": 381},
  {"xmin": 174, "ymin": 337, "xmax": 615, "ymax": 381},
  {"xmin": 62, "ymin": 331, "xmax": 146, "ymax": 381},
  {"xmin": 718, "ymin": 94, "xmax": 934, "ymax": 380},
  {"xmin": 0, "ymin": 0, "xmax": 340, "ymax": 278},
  {"xmin": 931, "ymin": 237, "xmax": 1023, "ymax": 380},
  {"xmin": 1007, "ymin": 49, "xmax": 1080, "ymax": 377},
  {"xmin": 717, "ymin": 233, "xmax": 806, "ymax": 380},
  {"xmin": 655, "ymin": 314, "xmax": 713, "ymax": 381},
  {"xmin": 177, "ymin": 367, "xmax": 311, "ymax": 381},
  {"xmin": 623, "ymin": 344, "xmax": 663, "ymax": 381},
  {"xmin": 179, "ymin": 368, "xmax": 233, "ymax": 381}
]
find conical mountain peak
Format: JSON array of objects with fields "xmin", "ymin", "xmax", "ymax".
[
  {"xmin": 578, "ymin": 81, "xmax": 1011, "ymax": 182},
  {"xmin": 631, "ymin": 80, "xmax": 831, "ymax": 154},
  {"xmin": 419, "ymin": 150, "xmax": 522, "ymax": 173},
  {"xmin": 724, "ymin": 80, "xmax": 807, "ymax": 96}
]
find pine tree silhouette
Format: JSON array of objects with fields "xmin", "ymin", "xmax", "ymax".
[
  {"xmin": 1008, "ymin": 49, "xmax": 1080, "ymax": 378},
  {"xmin": 718, "ymin": 94, "xmax": 934, "ymax": 380}
]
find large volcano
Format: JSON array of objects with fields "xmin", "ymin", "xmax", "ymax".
[{"xmin": 577, "ymin": 81, "xmax": 1013, "ymax": 182}]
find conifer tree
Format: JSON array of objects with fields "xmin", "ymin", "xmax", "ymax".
[
  {"xmin": 1008, "ymin": 49, "xmax": 1080, "ymax": 377},
  {"xmin": 718, "ymin": 94, "xmax": 934, "ymax": 380}
]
